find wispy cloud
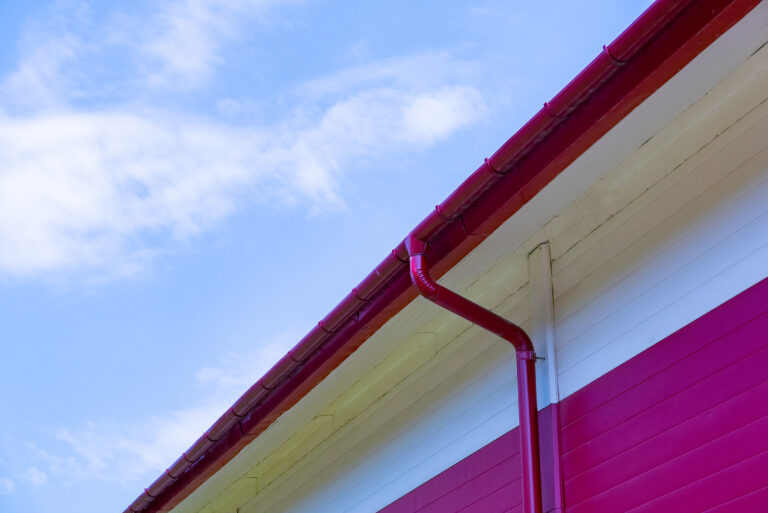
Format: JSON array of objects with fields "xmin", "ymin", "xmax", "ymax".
[
  {"xmin": 34, "ymin": 331, "xmax": 298, "ymax": 485},
  {"xmin": 195, "ymin": 331, "xmax": 300, "ymax": 392},
  {"xmin": 297, "ymin": 51, "xmax": 479, "ymax": 99},
  {"xmin": 2, "ymin": 0, "xmax": 301, "ymax": 103},
  {"xmin": 141, "ymin": 0, "xmax": 302, "ymax": 90},
  {"xmin": 0, "ymin": 11, "xmax": 82, "ymax": 114},
  {"xmin": 47, "ymin": 405, "xmax": 226, "ymax": 484},
  {"xmin": 0, "ymin": 82, "xmax": 484, "ymax": 279},
  {"xmin": 0, "ymin": 476, "xmax": 15, "ymax": 495},
  {"xmin": 22, "ymin": 467, "xmax": 47, "ymax": 487},
  {"xmin": 0, "ymin": 111, "xmax": 264, "ymax": 278}
]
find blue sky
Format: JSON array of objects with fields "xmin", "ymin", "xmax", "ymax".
[{"xmin": 0, "ymin": 1, "xmax": 651, "ymax": 511}]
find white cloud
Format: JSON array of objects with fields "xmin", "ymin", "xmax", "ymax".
[
  {"xmin": 297, "ymin": 51, "xmax": 478, "ymax": 99},
  {"xmin": 196, "ymin": 331, "xmax": 299, "ymax": 393},
  {"xmin": 1, "ymin": 0, "xmax": 301, "ymax": 105},
  {"xmin": 40, "ymin": 331, "xmax": 297, "ymax": 485},
  {"xmin": 0, "ymin": 111, "xmax": 260, "ymax": 278},
  {"xmin": 141, "ymin": 0, "xmax": 300, "ymax": 90},
  {"xmin": 49, "ymin": 405, "xmax": 225, "ymax": 483},
  {"xmin": 402, "ymin": 86, "xmax": 485, "ymax": 144},
  {"xmin": 0, "ymin": 81, "xmax": 484, "ymax": 279},
  {"xmin": 22, "ymin": 467, "xmax": 47, "ymax": 487},
  {"xmin": 0, "ymin": 476, "xmax": 15, "ymax": 495},
  {"xmin": 1, "ymin": 32, "xmax": 79, "ymax": 112}
]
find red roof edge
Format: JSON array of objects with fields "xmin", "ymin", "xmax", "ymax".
[{"xmin": 126, "ymin": 1, "xmax": 760, "ymax": 511}]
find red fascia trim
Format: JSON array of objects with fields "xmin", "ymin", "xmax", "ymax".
[{"xmin": 126, "ymin": 1, "xmax": 760, "ymax": 511}]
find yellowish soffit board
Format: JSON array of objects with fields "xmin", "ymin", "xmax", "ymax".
[{"xmin": 172, "ymin": 37, "xmax": 768, "ymax": 513}]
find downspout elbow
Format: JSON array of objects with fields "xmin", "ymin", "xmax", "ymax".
[
  {"xmin": 409, "ymin": 253, "xmax": 440, "ymax": 300},
  {"xmin": 405, "ymin": 234, "xmax": 535, "ymax": 358}
]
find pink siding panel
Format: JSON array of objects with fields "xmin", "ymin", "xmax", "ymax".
[
  {"xmin": 627, "ymin": 449, "xmax": 768, "ymax": 513},
  {"xmin": 564, "ymin": 378, "xmax": 768, "ymax": 504},
  {"xmin": 415, "ymin": 458, "xmax": 520, "ymax": 513},
  {"xmin": 454, "ymin": 480, "xmax": 521, "ymax": 513},
  {"xmin": 563, "ymin": 328, "xmax": 768, "ymax": 479},
  {"xmin": 701, "ymin": 485, "xmax": 768, "ymax": 513},
  {"xmin": 562, "ymin": 276, "xmax": 768, "ymax": 512},
  {"xmin": 561, "ymin": 314, "xmax": 768, "ymax": 456}
]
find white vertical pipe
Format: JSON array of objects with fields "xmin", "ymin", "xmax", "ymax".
[{"xmin": 528, "ymin": 242, "xmax": 560, "ymax": 405}]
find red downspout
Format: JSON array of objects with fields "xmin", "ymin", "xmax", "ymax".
[{"xmin": 405, "ymin": 234, "xmax": 543, "ymax": 513}]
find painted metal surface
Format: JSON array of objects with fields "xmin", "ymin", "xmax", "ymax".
[
  {"xmin": 125, "ymin": 1, "xmax": 761, "ymax": 511},
  {"xmin": 561, "ymin": 275, "xmax": 768, "ymax": 512},
  {"xmin": 406, "ymin": 233, "xmax": 542, "ymax": 513}
]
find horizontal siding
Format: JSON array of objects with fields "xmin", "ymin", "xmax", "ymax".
[
  {"xmin": 626, "ymin": 449, "xmax": 768, "ymax": 513},
  {"xmin": 701, "ymin": 485, "xmax": 768, "ymax": 513},
  {"xmin": 560, "ymin": 276, "xmax": 768, "ymax": 512}
]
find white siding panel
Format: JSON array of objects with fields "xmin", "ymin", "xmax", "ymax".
[
  {"xmin": 265, "ymin": 339, "xmax": 522, "ymax": 513},
  {"xmin": 560, "ymin": 240, "xmax": 768, "ymax": 401},
  {"xmin": 336, "ymin": 380, "xmax": 518, "ymax": 513},
  {"xmin": 556, "ymin": 115, "xmax": 768, "ymax": 398},
  {"xmin": 557, "ymin": 131, "xmax": 768, "ymax": 347}
]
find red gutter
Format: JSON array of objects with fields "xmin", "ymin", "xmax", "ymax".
[
  {"xmin": 125, "ymin": 1, "xmax": 760, "ymax": 511},
  {"xmin": 406, "ymin": 234, "xmax": 543, "ymax": 513}
]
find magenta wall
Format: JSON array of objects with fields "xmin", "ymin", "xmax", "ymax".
[
  {"xmin": 379, "ymin": 277, "xmax": 768, "ymax": 513},
  {"xmin": 560, "ymin": 276, "xmax": 768, "ymax": 512}
]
